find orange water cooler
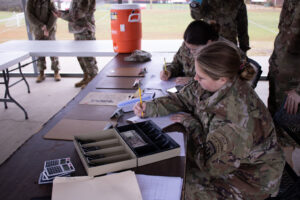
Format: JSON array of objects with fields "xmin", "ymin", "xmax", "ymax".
[{"xmin": 110, "ymin": 4, "xmax": 142, "ymax": 53}]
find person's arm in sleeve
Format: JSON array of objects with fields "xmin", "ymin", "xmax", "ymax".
[
  {"xmin": 143, "ymin": 81, "xmax": 205, "ymax": 139},
  {"xmin": 26, "ymin": 0, "xmax": 43, "ymax": 31},
  {"xmin": 193, "ymin": 123, "xmax": 251, "ymax": 176},
  {"xmin": 287, "ymin": 3, "xmax": 300, "ymax": 56},
  {"xmin": 283, "ymin": 3, "xmax": 300, "ymax": 113},
  {"xmin": 236, "ymin": 2, "xmax": 250, "ymax": 53},
  {"xmin": 58, "ymin": 9, "xmax": 70, "ymax": 21},
  {"xmin": 166, "ymin": 44, "xmax": 186, "ymax": 78},
  {"xmin": 46, "ymin": 1, "xmax": 58, "ymax": 31},
  {"xmin": 60, "ymin": 0, "xmax": 90, "ymax": 22},
  {"xmin": 144, "ymin": 81, "xmax": 201, "ymax": 117}
]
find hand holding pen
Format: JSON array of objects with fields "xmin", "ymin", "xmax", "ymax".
[
  {"xmin": 138, "ymin": 86, "xmax": 144, "ymax": 118},
  {"xmin": 134, "ymin": 86, "xmax": 146, "ymax": 118},
  {"xmin": 160, "ymin": 57, "xmax": 171, "ymax": 81}
]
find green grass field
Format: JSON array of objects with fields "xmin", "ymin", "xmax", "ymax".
[
  {"xmin": 248, "ymin": 10, "xmax": 280, "ymax": 41},
  {"xmin": 0, "ymin": 11, "xmax": 14, "ymax": 19},
  {"xmin": 0, "ymin": 4, "xmax": 281, "ymax": 55}
]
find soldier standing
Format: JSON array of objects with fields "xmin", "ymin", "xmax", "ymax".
[
  {"xmin": 26, "ymin": 0, "xmax": 61, "ymax": 83},
  {"xmin": 268, "ymin": 0, "xmax": 300, "ymax": 175},
  {"xmin": 189, "ymin": 0, "xmax": 250, "ymax": 53},
  {"xmin": 54, "ymin": 0, "xmax": 98, "ymax": 88},
  {"xmin": 134, "ymin": 42, "xmax": 284, "ymax": 199},
  {"xmin": 268, "ymin": 0, "xmax": 300, "ymax": 116}
]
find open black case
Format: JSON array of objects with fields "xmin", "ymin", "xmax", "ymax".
[{"xmin": 74, "ymin": 120, "xmax": 180, "ymax": 176}]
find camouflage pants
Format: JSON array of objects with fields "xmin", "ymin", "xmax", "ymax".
[
  {"xmin": 184, "ymin": 167, "xmax": 269, "ymax": 200},
  {"xmin": 185, "ymin": 167, "xmax": 238, "ymax": 200},
  {"xmin": 74, "ymin": 31, "xmax": 98, "ymax": 77},
  {"xmin": 269, "ymin": 50, "xmax": 300, "ymax": 175},
  {"xmin": 33, "ymin": 29, "xmax": 60, "ymax": 72}
]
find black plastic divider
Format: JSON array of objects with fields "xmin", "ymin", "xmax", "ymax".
[{"xmin": 116, "ymin": 120, "xmax": 180, "ymax": 157}]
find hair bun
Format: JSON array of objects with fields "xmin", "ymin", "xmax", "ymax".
[
  {"xmin": 240, "ymin": 62, "xmax": 256, "ymax": 81},
  {"xmin": 208, "ymin": 20, "xmax": 220, "ymax": 34}
]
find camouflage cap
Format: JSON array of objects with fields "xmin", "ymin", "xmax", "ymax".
[{"xmin": 124, "ymin": 50, "xmax": 152, "ymax": 62}]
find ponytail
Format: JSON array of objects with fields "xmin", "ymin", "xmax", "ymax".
[
  {"xmin": 196, "ymin": 41, "xmax": 256, "ymax": 81},
  {"xmin": 239, "ymin": 62, "xmax": 256, "ymax": 81},
  {"xmin": 207, "ymin": 20, "xmax": 220, "ymax": 37}
]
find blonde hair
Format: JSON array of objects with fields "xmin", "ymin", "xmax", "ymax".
[{"xmin": 195, "ymin": 41, "xmax": 255, "ymax": 81}]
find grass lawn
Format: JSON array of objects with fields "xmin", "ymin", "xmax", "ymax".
[
  {"xmin": 248, "ymin": 10, "xmax": 280, "ymax": 41},
  {"xmin": 0, "ymin": 4, "xmax": 281, "ymax": 55},
  {"xmin": 0, "ymin": 11, "xmax": 14, "ymax": 19}
]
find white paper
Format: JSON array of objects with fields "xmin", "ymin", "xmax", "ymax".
[
  {"xmin": 136, "ymin": 174, "xmax": 183, "ymax": 200},
  {"xmin": 126, "ymin": 115, "xmax": 175, "ymax": 129},
  {"xmin": 144, "ymin": 77, "xmax": 177, "ymax": 92},
  {"xmin": 79, "ymin": 92, "xmax": 133, "ymax": 106},
  {"xmin": 166, "ymin": 132, "xmax": 185, "ymax": 157}
]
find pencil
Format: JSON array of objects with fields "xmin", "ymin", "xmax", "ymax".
[
  {"xmin": 138, "ymin": 87, "xmax": 144, "ymax": 118},
  {"xmin": 164, "ymin": 57, "xmax": 167, "ymax": 72}
]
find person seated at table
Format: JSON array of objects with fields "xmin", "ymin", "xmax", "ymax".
[
  {"xmin": 135, "ymin": 42, "xmax": 284, "ymax": 199},
  {"xmin": 161, "ymin": 20, "xmax": 245, "ymax": 86}
]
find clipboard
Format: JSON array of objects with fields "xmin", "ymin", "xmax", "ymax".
[
  {"xmin": 106, "ymin": 67, "xmax": 146, "ymax": 77},
  {"xmin": 79, "ymin": 92, "xmax": 134, "ymax": 106},
  {"xmin": 64, "ymin": 105, "xmax": 117, "ymax": 121},
  {"xmin": 96, "ymin": 77, "xmax": 140, "ymax": 89},
  {"xmin": 44, "ymin": 119, "xmax": 113, "ymax": 141}
]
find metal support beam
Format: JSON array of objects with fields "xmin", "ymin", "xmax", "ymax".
[{"xmin": 21, "ymin": 0, "xmax": 38, "ymax": 75}]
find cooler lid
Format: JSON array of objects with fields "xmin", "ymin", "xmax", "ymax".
[{"xmin": 111, "ymin": 4, "xmax": 140, "ymax": 10}]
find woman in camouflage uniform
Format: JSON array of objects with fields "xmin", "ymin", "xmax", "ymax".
[
  {"xmin": 135, "ymin": 42, "xmax": 284, "ymax": 199},
  {"xmin": 161, "ymin": 20, "xmax": 218, "ymax": 85},
  {"xmin": 162, "ymin": 20, "xmax": 246, "ymax": 86}
]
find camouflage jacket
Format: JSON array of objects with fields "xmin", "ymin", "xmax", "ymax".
[
  {"xmin": 166, "ymin": 38, "xmax": 246, "ymax": 79},
  {"xmin": 165, "ymin": 41, "xmax": 195, "ymax": 78},
  {"xmin": 60, "ymin": 0, "xmax": 96, "ymax": 34},
  {"xmin": 144, "ymin": 78, "xmax": 284, "ymax": 197},
  {"xmin": 190, "ymin": 0, "xmax": 250, "ymax": 52},
  {"xmin": 269, "ymin": 0, "xmax": 300, "ymax": 93},
  {"xmin": 26, "ymin": 0, "xmax": 57, "ymax": 34}
]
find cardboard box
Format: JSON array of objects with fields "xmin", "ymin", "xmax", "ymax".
[{"xmin": 74, "ymin": 120, "xmax": 180, "ymax": 176}]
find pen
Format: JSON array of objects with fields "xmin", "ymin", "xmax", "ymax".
[{"xmin": 138, "ymin": 86, "xmax": 144, "ymax": 118}]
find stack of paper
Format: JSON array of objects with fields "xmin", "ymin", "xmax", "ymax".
[
  {"xmin": 136, "ymin": 174, "xmax": 183, "ymax": 200},
  {"xmin": 79, "ymin": 92, "xmax": 133, "ymax": 106},
  {"xmin": 52, "ymin": 171, "xmax": 183, "ymax": 200},
  {"xmin": 126, "ymin": 115, "xmax": 175, "ymax": 129},
  {"xmin": 166, "ymin": 132, "xmax": 185, "ymax": 157}
]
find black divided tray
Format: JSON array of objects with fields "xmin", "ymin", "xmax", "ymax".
[{"xmin": 116, "ymin": 120, "xmax": 180, "ymax": 157}]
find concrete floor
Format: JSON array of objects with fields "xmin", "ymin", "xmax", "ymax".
[
  {"xmin": 0, "ymin": 56, "xmax": 112, "ymax": 164},
  {"xmin": 0, "ymin": 55, "xmax": 270, "ymax": 165}
]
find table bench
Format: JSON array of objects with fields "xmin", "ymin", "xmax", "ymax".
[{"xmin": 0, "ymin": 53, "xmax": 186, "ymax": 200}]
